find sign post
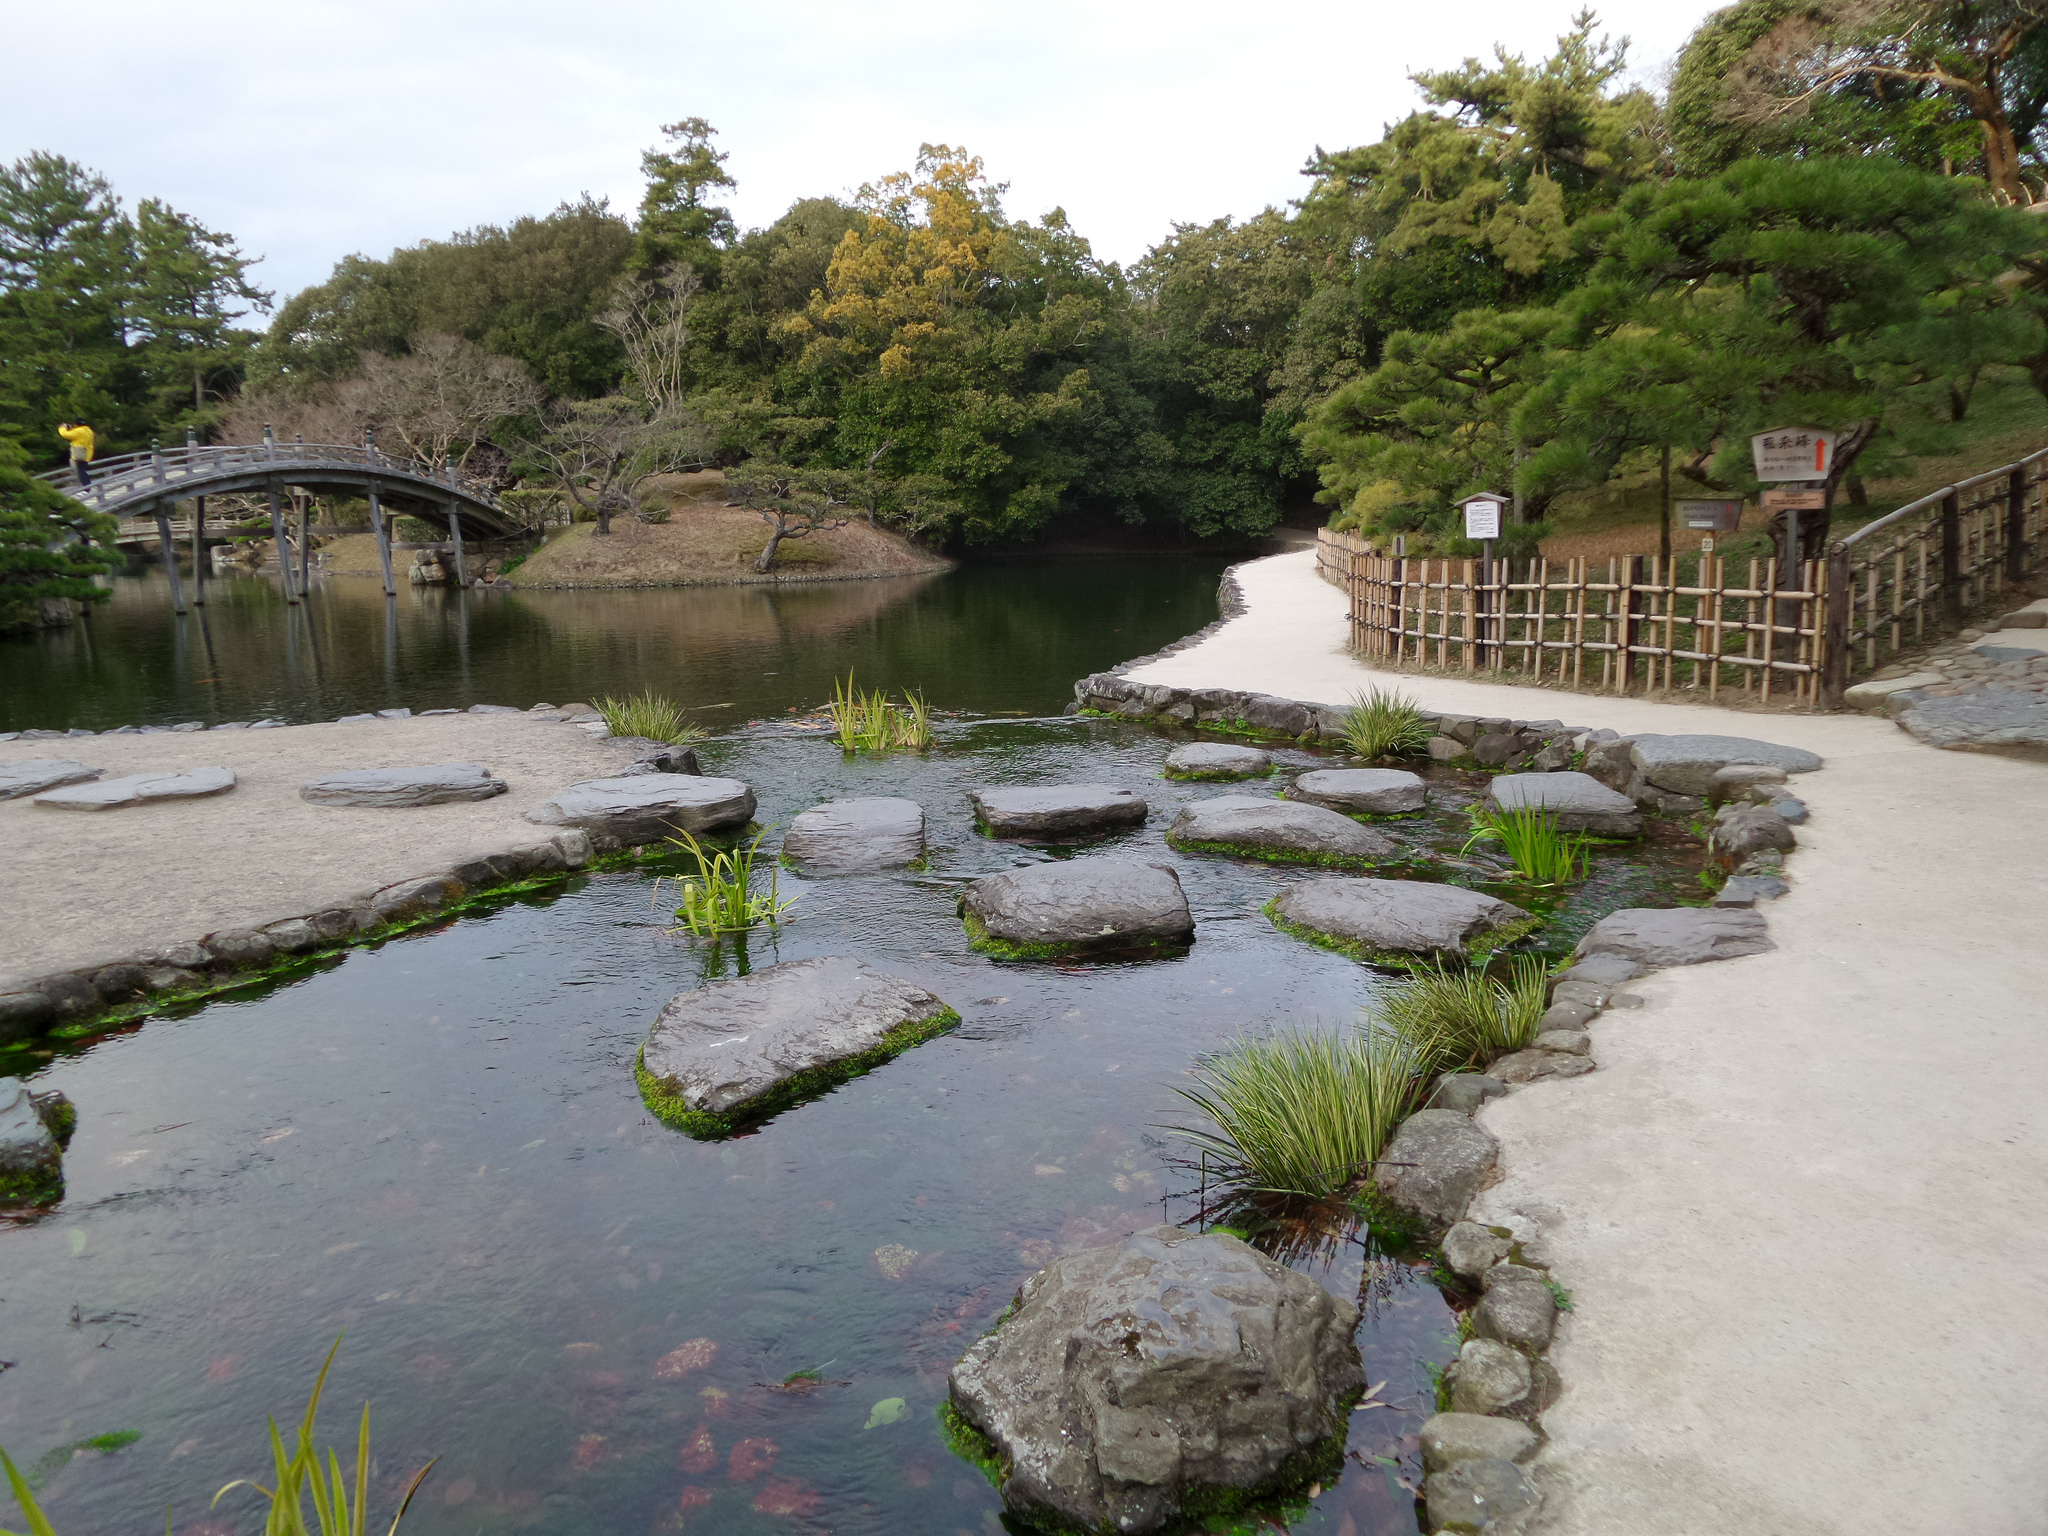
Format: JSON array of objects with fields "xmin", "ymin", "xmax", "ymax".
[{"xmin": 1752, "ymin": 427, "xmax": 1837, "ymax": 612}]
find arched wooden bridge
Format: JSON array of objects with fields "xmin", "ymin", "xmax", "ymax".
[{"xmin": 36, "ymin": 434, "xmax": 526, "ymax": 611}]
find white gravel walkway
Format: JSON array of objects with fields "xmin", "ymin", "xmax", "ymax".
[{"xmin": 1129, "ymin": 550, "xmax": 2048, "ymax": 1535}]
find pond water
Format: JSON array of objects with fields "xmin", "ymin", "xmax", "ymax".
[
  {"xmin": 0, "ymin": 560, "xmax": 1228, "ymax": 732},
  {"xmin": 1, "ymin": 561, "xmax": 1706, "ymax": 1535}
]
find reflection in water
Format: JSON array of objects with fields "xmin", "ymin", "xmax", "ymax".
[{"xmin": 1, "ymin": 558, "xmax": 1230, "ymax": 731}]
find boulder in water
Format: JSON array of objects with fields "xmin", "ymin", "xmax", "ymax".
[
  {"xmin": 1286, "ymin": 767, "xmax": 1427, "ymax": 815},
  {"xmin": 1269, "ymin": 877, "xmax": 1534, "ymax": 962},
  {"xmin": 782, "ymin": 797, "xmax": 926, "ymax": 873},
  {"xmin": 524, "ymin": 773, "xmax": 754, "ymax": 848},
  {"xmin": 1162, "ymin": 743, "xmax": 1272, "ymax": 781},
  {"xmin": 960, "ymin": 858, "xmax": 1192, "ymax": 957},
  {"xmin": 971, "ymin": 784, "xmax": 1148, "ymax": 839},
  {"xmin": 1168, "ymin": 795, "xmax": 1397, "ymax": 868}
]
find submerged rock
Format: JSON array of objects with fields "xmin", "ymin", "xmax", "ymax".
[
  {"xmin": 781, "ymin": 797, "xmax": 926, "ymax": 873},
  {"xmin": 0, "ymin": 759, "xmax": 101, "ymax": 800},
  {"xmin": 971, "ymin": 784, "xmax": 1148, "ymax": 838},
  {"xmin": 1627, "ymin": 734, "xmax": 1822, "ymax": 797},
  {"xmin": 948, "ymin": 1225, "xmax": 1363, "ymax": 1535},
  {"xmin": 0, "ymin": 1082, "xmax": 62, "ymax": 1203},
  {"xmin": 524, "ymin": 773, "xmax": 754, "ymax": 847},
  {"xmin": 1269, "ymin": 877, "xmax": 1532, "ymax": 961},
  {"xmin": 1286, "ymin": 768, "xmax": 1427, "ymax": 815},
  {"xmin": 1162, "ymin": 742, "xmax": 1272, "ymax": 780},
  {"xmin": 637, "ymin": 956, "xmax": 958, "ymax": 1137},
  {"xmin": 33, "ymin": 766, "xmax": 236, "ymax": 810},
  {"xmin": 1168, "ymin": 795, "xmax": 1396, "ymax": 867},
  {"xmin": 299, "ymin": 762, "xmax": 509, "ymax": 807},
  {"xmin": 960, "ymin": 858, "xmax": 1193, "ymax": 956},
  {"xmin": 1486, "ymin": 771, "xmax": 1641, "ymax": 836},
  {"xmin": 1575, "ymin": 906, "xmax": 1774, "ymax": 967}
]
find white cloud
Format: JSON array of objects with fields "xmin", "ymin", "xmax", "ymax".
[{"xmin": 3, "ymin": 0, "xmax": 1719, "ymax": 302}]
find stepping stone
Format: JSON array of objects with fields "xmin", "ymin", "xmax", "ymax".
[
  {"xmin": 0, "ymin": 1082, "xmax": 64, "ymax": 1203},
  {"xmin": 1168, "ymin": 795, "xmax": 1396, "ymax": 867},
  {"xmin": 33, "ymin": 767, "xmax": 236, "ymax": 810},
  {"xmin": 948, "ymin": 1226, "xmax": 1362, "ymax": 1536},
  {"xmin": 1287, "ymin": 767, "xmax": 1427, "ymax": 814},
  {"xmin": 524, "ymin": 773, "xmax": 755, "ymax": 846},
  {"xmin": 636, "ymin": 956, "xmax": 958, "ymax": 1138},
  {"xmin": 1628, "ymin": 735, "xmax": 1821, "ymax": 796},
  {"xmin": 0, "ymin": 759, "xmax": 102, "ymax": 800},
  {"xmin": 1163, "ymin": 743, "xmax": 1272, "ymax": 780},
  {"xmin": 781, "ymin": 797, "xmax": 926, "ymax": 873},
  {"xmin": 1843, "ymin": 673, "xmax": 1943, "ymax": 710},
  {"xmin": 468, "ymin": 703, "xmax": 523, "ymax": 715},
  {"xmin": 299, "ymin": 762, "xmax": 510, "ymax": 807},
  {"xmin": 971, "ymin": 784, "xmax": 1147, "ymax": 839},
  {"xmin": 1485, "ymin": 771, "xmax": 1641, "ymax": 836},
  {"xmin": 1893, "ymin": 689, "xmax": 2048, "ymax": 761},
  {"xmin": 960, "ymin": 857, "xmax": 1193, "ymax": 957},
  {"xmin": 1269, "ymin": 877, "xmax": 1533, "ymax": 961},
  {"xmin": 1575, "ymin": 906, "xmax": 1774, "ymax": 966}
]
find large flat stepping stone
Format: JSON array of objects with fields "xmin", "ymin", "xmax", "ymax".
[
  {"xmin": 299, "ymin": 762, "xmax": 509, "ymax": 807},
  {"xmin": 1894, "ymin": 689, "xmax": 2048, "ymax": 761},
  {"xmin": 0, "ymin": 760, "xmax": 101, "ymax": 799},
  {"xmin": 782, "ymin": 797, "xmax": 926, "ymax": 872},
  {"xmin": 1168, "ymin": 794, "xmax": 1396, "ymax": 867},
  {"xmin": 949, "ymin": 1226, "xmax": 1362, "ymax": 1535},
  {"xmin": 1288, "ymin": 767, "xmax": 1427, "ymax": 814},
  {"xmin": 636, "ymin": 956, "xmax": 958, "ymax": 1138},
  {"xmin": 525, "ymin": 773, "xmax": 754, "ymax": 846},
  {"xmin": 1486, "ymin": 771, "xmax": 1641, "ymax": 836},
  {"xmin": 33, "ymin": 767, "xmax": 235, "ymax": 810},
  {"xmin": 1576, "ymin": 906, "xmax": 1773, "ymax": 966},
  {"xmin": 1629, "ymin": 735, "xmax": 1821, "ymax": 796},
  {"xmin": 1270, "ymin": 877, "xmax": 1533, "ymax": 961},
  {"xmin": 972, "ymin": 784, "xmax": 1147, "ymax": 838},
  {"xmin": 1163, "ymin": 743, "xmax": 1272, "ymax": 780},
  {"xmin": 960, "ymin": 857, "xmax": 1193, "ymax": 957}
]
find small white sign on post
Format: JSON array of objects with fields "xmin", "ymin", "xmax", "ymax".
[
  {"xmin": 1751, "ymin": 427, "xmax": 1836, "ymax": 482},
  {"xmin": 1461, "ymin": 494, "xmax": 1504, "ymax": 541}
]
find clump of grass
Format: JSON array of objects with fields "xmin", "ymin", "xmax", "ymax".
[
  {"xmin": 1462, "ymin": 804, "xmax": 1590, "ymax": 885},
  {"xmin": 595, "ymin": 690, "xmax": 708, "ymax": 744},
  {"xmin": 1375, "ymin": 957, "xmax": 1549, "ymax": 1075},
  {"xmin": 828, "ymin": 671, "xmax": 932, "ymax": 753},
  {"xmin": 661, "ymin": 829, "xmax": 795, "ymax": 936},
  {"xmin": 1171, "ymin": 1025, "xmax": 1420, "ymax": 1200},
  {"xmin": 1340, "ymin": 686, "xmax": 1434, "ymax": 760}
]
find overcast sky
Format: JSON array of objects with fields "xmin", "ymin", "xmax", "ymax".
[{"xmin": 7, "ymin": 0, "xmax": 1721, "ymax": 309}]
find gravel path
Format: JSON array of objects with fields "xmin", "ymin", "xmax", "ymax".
[
  {"xmin": 0, "ymin": 712, "xmax": 643, "ymax": 991},
  {"xmin": 1127, "ymin": 550, "xmax": 2048, "ymax": 1535}
]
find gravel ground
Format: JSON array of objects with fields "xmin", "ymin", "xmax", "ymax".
[{"xmin": 0, "ymin": 710, "xmax": 644, "ymax": 990}]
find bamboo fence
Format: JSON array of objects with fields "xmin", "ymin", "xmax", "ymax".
[{"xmin": 1315, "ymin": 442, "xmax": 2048, "ymax": 709}]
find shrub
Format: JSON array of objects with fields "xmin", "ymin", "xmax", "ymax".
[
  {"xmin": 1462, "ymin": 804, "xmax": 1589, "ymax": 885},
  {"xmin": 1171, "ymin": 1025, "xmax": 1419, "ymax": 1200},
  {"xmin": 663, "ymin": 829, "xmax": 794, "ymax": 936},
  {"xmin": 1340, "ymin": 686, "xmax": 1434, "ymax": 760},
  {"xmin": 1375, "ymin": 957, "xmax": 1547, "ymax": 1075},
  {"xmin": 595, "ymin": 690, "xmax": 707, "ymax": 744}
]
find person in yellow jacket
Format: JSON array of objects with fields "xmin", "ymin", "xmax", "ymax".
[{"xmin": 57, "ymin": 422, "xmax": 96, "ymax": 488}]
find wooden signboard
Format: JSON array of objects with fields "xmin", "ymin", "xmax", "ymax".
[
  {"xmin": 1759, "ymin": 488, "xmax": 1826, "ymax": 511},
  {"xmin": 1461, "ymin": 494, "xmax": 1504, "ymax": 540},
  {"xmin": 1678, "ymin": 498, "xmax": 1744, "ymax": 532}
]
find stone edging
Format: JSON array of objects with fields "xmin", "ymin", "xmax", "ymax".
[
  {"xmin": 1094, "ymin": 560, "xmax": 1252, "ymax": 674},
  {"xmin": 1068, "ymin": 669, "xmax": 1812, "ymax": 1533}
]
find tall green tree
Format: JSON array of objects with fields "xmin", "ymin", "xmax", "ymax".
[
  {"xmin": 633, "ymin": 117, "xmax": 738, "ymax": 277},
  {"xmin": 0, "ymin": 437, "xmax": 120, "ymax": 632},
  {"xmin": 129, "ymin": 197, "xmax": 271, "ymax": 431}
]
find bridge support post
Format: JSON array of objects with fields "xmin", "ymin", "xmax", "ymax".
[
  {"xmin": 368, "ymin": 483, "xmax": 396, "ymax": 596},
  {"xmin": 191, "ymin": 495, "xmax": 206, "ymax": 604},
  {"xmin": 154, "ymin": 509, "xmax": 187, "ymax": 615},
  {"xmin": 298, "ymin": 493, "xmax": 313, "ymax": 594},
  {"xmin": 267, "ymin": 480, "xmax": 299, "ymax": 604},
  {"xmin": 447, "ymin": 504, "xmax": 468, "ymax": 587}
]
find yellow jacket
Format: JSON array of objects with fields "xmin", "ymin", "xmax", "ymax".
[{"xmin": 58, "ymin": 424, "xmax": 95, "ymax": 461}]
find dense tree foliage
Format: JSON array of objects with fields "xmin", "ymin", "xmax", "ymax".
[{"xmin": 0, "ymin": 438, "xmax": 120, "ymax": 631}]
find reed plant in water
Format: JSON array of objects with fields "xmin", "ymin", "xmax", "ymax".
[
  {"xmin": 0, "ymin": 1337, "xmax": 434, "ymax": 1536},
  {"xmin": 1374, "ymin": 956, "xmax": 1548, "ymax": 1075},
  {"xmin": 1462, "ymin": 804, "xmax": 1590, "ymax": 884},
  {"xmin": 1340, "ymin": 686, "xmax": 1434, "ymax": 760},
  {"xmin": 662, "ymin": 829, "xmax": 795, "ymax": 936},
  {"xmin": 827, "ymin": 672, "xmax": 932, "ymax": 753},
  {"xmin": 594, "ymin": 690, "xmax": 707, "ymax": 745},
  {"xmin": 1171, "ymin": 1024, "xmax": 1419, "ymax": 1201}
]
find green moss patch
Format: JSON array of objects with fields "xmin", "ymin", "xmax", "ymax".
[
  {"xmin": 1264, "ymin": 897, "xmax": 1541, "ymax": 971},
  {"xmin": 635, "ymin": 1007, "xmax": 962, "ymax": 1140},
  {"xmin": 960, "ymin": 910, "xmax": 1187, "ymax": 962},
  {"xmin": 940, "ymin": 1400, "xmax": 1008, "ymax": 1490},
  {"xmin": 1167, "ymin": 834, "xmax": 1381, "ymax": 872},
  {"xmin": 0, "ymin": 1167, "xmax": 63, "ymax": 1205},
  {"xmin": 1163, "ymin": 765, "xmax": 1276, "ymax": 783}
]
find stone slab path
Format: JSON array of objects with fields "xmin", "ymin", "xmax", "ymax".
[
  {"xmin": 1126, "ymin": 550, "xmax": 2048, "ymax": 1535},
  {"xmin": 0, "ymin": 714, "xmax": 640, "ymax": 991}
]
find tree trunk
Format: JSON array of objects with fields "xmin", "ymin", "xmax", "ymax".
[
  {"xmin": 1981, "ymin": 112, "xmax": 2029, "ymax": 202},
  {"xmin": 1658, "ymin": 443, "xmax": 1671, "ymax": 572},
  {"xmin": 755, "ymin": 525, "xmax": 784, "ymax": 573},
  {"xmin": 595, "ymin": 509, "xmax": 613, "ymax": 536}
]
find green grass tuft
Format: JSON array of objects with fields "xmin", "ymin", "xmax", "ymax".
[
  {"xmin": 660, "ymin": 828, "xmax": 795, "ymax": 936},
  {"xmin": 1463, "ymin": 804, "xmax": 1591, "ymax": 885},
  {"xmin": 828, "ymin": 671, "xmax": 933, "ymax": 753},
  {"xmin": 1374, "ymin": 956, "xmax": 1549, "ymax": 1075},
  {"xmin": 1170, "ymin": 1024, "xmax": 1420, "ymax": 1201},
  {"xmin": 594, "ymin": 690, "xmax": 708, "ymax": 744},
  {"xmin": 1340, "ymin": 686, "xmax": 1435, "ymax": 760}
]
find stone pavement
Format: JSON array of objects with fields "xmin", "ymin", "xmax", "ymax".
[{"xmin": 1126, "ymin": 549, "xmax": 2048, "ymax": 1535}]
